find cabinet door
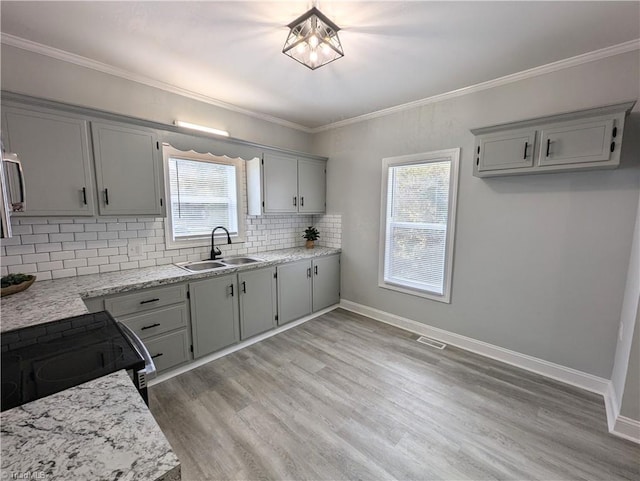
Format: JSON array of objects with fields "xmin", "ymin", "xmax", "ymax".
[
  {"xmin": 298, "ymin": 158, "xmax": 326, "ymax": 213},
  {"xmin": 145, "ymin": 329, "xmax": 190, "ymax": 373},
  {"xmin": 91, "ymin": 122, "xmax": 163, "ymax": 216},
  {"xmin": 538, "ymin": 118, "xmax": 614, "ymax": 166},
  {"xmin": 476, "ymin": 129, "xmax": 536, "ymax": 172},
  {"xmin": 239, "ymin": 267, "xmax": 277, "ymax": 340},
  {"xmin": 312, "ymin": 255, "xmax": 341, "ymax": 312},
  {"xmin": 189, "ymin": 275, "xmax": 239, "ymax": 358},
  {"xmin": 277, "ymin": 260, "xmax": 312, "ymax": 325},
  {"xmin": 2, "ymin": 106, "xmax": 95, "ymax": 216},
  {"xmin": 262, "ymin": 153, "xmax": 298, "ymax": 213}
]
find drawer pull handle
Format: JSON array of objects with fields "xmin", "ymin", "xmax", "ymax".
[
  {"xmin": 241, "ymin": 281, "xmax": 246, "ymax": 293},
  {"xmin": 523, "ymin": 141, "xmax": 528, "ymax": 159},
  {"xmin": 141, "ymin": 323, "xmax": 161, "ymax": 330},
  {"xmin": 151, "ymin": 352, "xmax": 164, "ymax": 359},
  {"xmin": 140, "ymin": 298, "xmax": 160, "ymax": 305},
  {"xmin": 546, "ymin": 139, "xmax": 551, "ymax": 157},
  {"xmin": 307, "ymin": 267, "xmax": 311, "ymax": 278},
  {"xmin": 229, "ymin": 284, "xmax": 234, "ymax": 297},
  {"xmin": 104, "ymin": 188, "xmax": 110, "ymax": 205},
  {"xmin": 314, "ymin": 265, "xmax": 318, "ymax": 275},
  {"xmin": 82, "ymin": 187, "xmax": 87, "ymax": 205}
]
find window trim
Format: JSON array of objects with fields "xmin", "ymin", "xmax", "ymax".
[
  {"xmin": 378, "ymin": 148, "xmax": 460, "ymax": 303},
  {"xmin": 163, "ymin": 144, "xmax": 246, "ymax": 250}
]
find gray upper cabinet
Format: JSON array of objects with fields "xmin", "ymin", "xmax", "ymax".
[
  {"xmin": 2, "ymin": 106, "xmax": 95, "ymax": 216},
  {"xmin": 189, "ymin": 274, "xmax": 239, "ymax": 358},
  {"xmin": 262, "ymin": 152, "xmax": 298, "ymax": 213},
  {"xmin": 476, "ymin": 128, "xmax": 536, "ymax": 172},
  {"xmin": 538, "ymin": 118, "xmax": 614, "ymax": 167},
  {"xmin": 312, "ymin": 255, "xmax": 341, "ymax": 312},
  {"xmin": 247, "ymin": 152, "xmax": 327, "ymax": 215},
  {"xmin": 472, "ymin": 101, "xmax": 634, "ymax": 177},
  {"xmin": 298, "ymin": 158, "xmax": 326, "ymax": 213},
  {"xmin": 91, "ymin": 122, "xmax": 164, "ymax": 216},
  {"xmin": 238, "ymin": 267, "xmax": 277, "ymax": 340},
  {"xmin": 277, "ymin": 259, "xmax": 312, "ymax": 325}
]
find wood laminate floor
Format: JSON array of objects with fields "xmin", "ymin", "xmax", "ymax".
[{"xmin": 150, "ymin": 309, "xmax": 639, "ymax": 480}]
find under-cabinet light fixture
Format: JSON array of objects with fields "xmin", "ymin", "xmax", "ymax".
[
  {"xmin": 174, "ymin": 120, "xmax": 229, "ymax": 137},
  {"xmin": 283, "ymin": 6, "xmax": 344, "ymax": 70}
]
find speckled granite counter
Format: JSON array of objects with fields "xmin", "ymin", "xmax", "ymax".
[
  {"xmin": 1, "ymin": 246, "xmax": 340, "ymax": 333},
  {"xmin": 1, "ymin": 370, "xmax": 180, "ymax": 481}
]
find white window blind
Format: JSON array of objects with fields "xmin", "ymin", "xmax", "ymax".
[
  {"xmin": 163, "ymin": 145, "xmax": 245, "ymax": 249},
  {"xmin": 379, "ymin": 149, "xmax": 460, "ymax": 303}
]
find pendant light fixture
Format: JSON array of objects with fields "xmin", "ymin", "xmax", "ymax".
[{"xmin": 282, "ymin": 7, "xmax": 344, "ymax": 70}]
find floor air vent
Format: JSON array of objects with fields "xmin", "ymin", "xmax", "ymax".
[{"xmin": 416, "ymin": 336, "xmax": 447, "ymax": 350}]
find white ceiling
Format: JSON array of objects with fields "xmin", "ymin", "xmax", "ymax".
[{"xmin": 1, "ymin": 1, "xmax": 639, "ymax": 130}]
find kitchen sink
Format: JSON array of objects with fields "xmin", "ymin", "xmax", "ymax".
[
  {"xmin": 218, "ymin": 256, "xmax": 263, "ymax": 266},
  {"xmin": 175, "ymin": 256, "xmax": 263, "ymax": 272},
  {"xmin": 175, "ymin": 260, "xmax": 227, "ymax": 272}
]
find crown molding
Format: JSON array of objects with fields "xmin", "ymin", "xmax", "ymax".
[
  {"xmin": 2, "ymin": 33, "xmax": 638, "ymax": 135},
  {"xmin": 311, "ymin": 39, "xmax": 640, "ymax": 133},
  {"xmin": 0, "ymin": 33, "xmax": 314, "ymax": 134}
]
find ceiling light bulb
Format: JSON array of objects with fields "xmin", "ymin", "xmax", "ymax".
[
  {"xmin": 296, "ymin": 43, "xmax": 306, "ymax": 54},
  {"xmin": 309, "ymin": 50, "xmax": 318, "ymax": 63},
  {"xmin": 309, "ymin": 35, "xmax": 319, "ymax": 48}
]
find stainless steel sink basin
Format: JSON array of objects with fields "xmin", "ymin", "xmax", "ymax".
[
  {"xmin": 175, "ymin": 256, "xmax": 263, "ymax": 272},
  {"xmin": 219, "ymin": 256, "xmax": 263, "ymax": 266},
  {"xmin": 175, "ymin": 260, "xmax": 227, "ymax": 272}
]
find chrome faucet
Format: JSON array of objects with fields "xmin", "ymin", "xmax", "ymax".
[{"xmin": 210, "ymin": 226, "xmax": 232, "ymax": 260}]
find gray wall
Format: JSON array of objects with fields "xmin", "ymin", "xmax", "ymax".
[
  {"xmin": 313, "ymin": 51, "xmax": 640, "ymax": 379},
  {"xmin": 0, "ymin": 44, "xmax": 313, "ymax": 153}
]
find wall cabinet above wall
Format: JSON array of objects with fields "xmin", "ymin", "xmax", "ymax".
[
  {"xmin": 471, "ymin": 101, "xmax": 635, "ymax": 178},
  {"xmin": 1, "ymin": 106, "xmax": 96, "ymax": 216},
  {"xmin": 247, "ymin": 152, "xmax": 327, "ymax": 215},
  {"xmin": 1, "ymin": 102, "xmax": 165, "ymax": 217}
]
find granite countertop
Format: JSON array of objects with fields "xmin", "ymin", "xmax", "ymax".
[
  {"xmin": 1, "ymin": 370, "xmax": 180, "ymax": 481},
  {"xmin": 1, "ymin": 246, "xmax": 340, "ymax": 333}
]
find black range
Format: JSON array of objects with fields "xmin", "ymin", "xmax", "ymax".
[{"xmin": 1, "ymin": 311, "xmax": 147, "ymax": 412}]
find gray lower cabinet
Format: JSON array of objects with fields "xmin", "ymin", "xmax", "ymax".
[
  {"xmin": 238, "ymin": 267, "xmax": 277, "ymax": 340},
  {"xmin": 189, "ymin": 274, "xmax": 239, "ymax": 358},
  {"xmin": 277, "ymin": 260, "xmax": 313, "ymax": 325},
  {"xmin": 312, "ymin": 254, "xmax": 341, "ymax": 312},
  {"xmin": 101, "ymin": 283, "xmax": 191, "ymax": 373}
]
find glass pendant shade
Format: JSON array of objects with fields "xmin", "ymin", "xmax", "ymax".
[{"xmin": 283, "ymin": 7, "xmax": 344, "ymax": 70}]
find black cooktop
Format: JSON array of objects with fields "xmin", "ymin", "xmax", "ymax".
[{"xmin": 1, "ymin": 311, "xmax": 144, "ymax": 412}]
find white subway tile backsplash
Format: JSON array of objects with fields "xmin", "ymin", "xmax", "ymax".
[
  {"xmin": 37, "ymin": 261, "xmax": 64, "ymax": 272},
  {"xmin": 21, "ymin": 234, "xmax": 50, "ymax": 245},
  {"xmin": 52, "ymin": 268, "xmax": 77, "ymax": 279},
  {"xmin": 23, "ymin": 253, "xmax": 50, "ymax": 264},
  {"xmin": 5, "ymin": 245, "xmax": 35, "ymax": 256},
  {"xmin": 60, "ymin": 224, "xmax": 85, "ymax": 233},
  {"xmin": 35, "ymin": 243, "xmax": 63, "ymax": 253},
  {"xmin": 1, "ymin": 214, "xmax": 341, "ymax": 280},
  {"xmin": 3, "ymin": 255, "xmax": 24, "ymax": 266},
  {"xmin": 32, "ymin": 224, "xmax": 60, "ymax": 234},
  {"xmin": 77, "ymin": 266, "xmax": 99, "ymax": 276}
]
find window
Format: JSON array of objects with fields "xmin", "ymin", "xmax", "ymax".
[
  {"xmin": 379, "ymin": 148, "xmax": 460, "ymax": 303},
  {"xmin": 163, "ymin": 145, "xmax": 245, "ymax": 249}
]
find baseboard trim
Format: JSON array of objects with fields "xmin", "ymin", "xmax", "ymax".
[
  {"xmin": 149, "ymin": 304, "xmax": 339, "ymax": 386},
  {"xmin": 339, "ymin": 300, "xmax": 609, "ymax": 395},
  {"xmin": 613, "ymin": 415, "xmax": 640, "ymax": 443}
]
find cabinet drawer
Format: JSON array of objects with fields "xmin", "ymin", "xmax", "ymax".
[
  {"xmin": 119, "ymin": 304, "xmax": 188, "ymax": 340},
  {"xmin": 105, "ymin": 284, "xmax": 186, "ymax": 317},
  {"xmin": 145, "ymin": 329, "xmax": 190, "ymax": 373}
]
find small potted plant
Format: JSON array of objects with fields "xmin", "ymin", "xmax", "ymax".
[{"xmin": 303, "ymin": 226, "xmax": 320, "ymax": 249}]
